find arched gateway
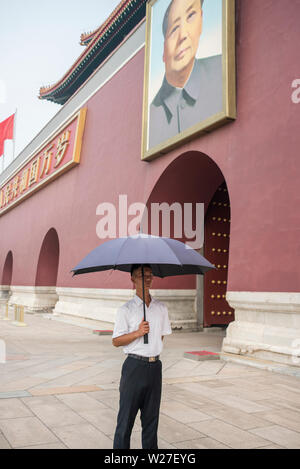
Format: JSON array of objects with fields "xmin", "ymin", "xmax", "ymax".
[
  {"xmin": 144, "ymin": 151, "xmax": 233, "ymax": 330},
  {"xmin": 0, "ymin": 251, "xmax": 13, "ymax": 316}
]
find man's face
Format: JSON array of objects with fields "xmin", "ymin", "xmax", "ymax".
[
  {"xmin": 131, "ymin": 267, "xmax": 153, "ymax": 290},
  {"xmin": 163, "ymin": 0, "xmax": 203, "ymax": 79}
]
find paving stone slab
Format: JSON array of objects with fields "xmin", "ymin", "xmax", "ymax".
[
  {"xmin": 19, "ymin": 442, "xmax": 67, "ymax": 449},
  {"xmin": 0, "ymin": 391, "xmax": 31, "ymax": 399},
  {"xmin": 160, "ymin": 399, "xmax": 212, "ymax": 424},
  {"xmin": 29, "ymin": 385, "xmax": 101, "ymax": 396},
  {"xmin": 0, "ymin": 433, "xmax": 11, "ymax": 449},
  {"xmin": 0, "ymin": 398, "xmax": 33, "ymax": 418},
  {"xmin": 188, "ymin": 419, "xmax": 272, "ymax": 449},
  {"xmin": 0, "ymin": 417, "xmax": 59, "ymax": 448},
  {"xmin": 250, "ymin": 425, "xmax": 300, "ymax": 449},
  {"xmin": 57, "ymin": 392, "xmax": 108, "ymax": 413},
  {"xmin": 157, "ymin": 415, "xmax": 205, "ymax": 444},
  {"xmin": 51, "ymin": 423, "xmax": 113, "ymax": 449},
  {"xmin": 174, "ymin": 437, "xmax": 230, "ymax": 449},
  {"xmin": 21, "ymin": 395, "xmax": 87, "ymax": 428}
]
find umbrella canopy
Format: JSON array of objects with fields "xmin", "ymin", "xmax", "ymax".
[
  {"xmin": 71, "ymin": 234, "xmax": 214, "ymax": 278},
  {"xmin": 71, "ymin": 234, "xmax": 215, "ymax": 345}
]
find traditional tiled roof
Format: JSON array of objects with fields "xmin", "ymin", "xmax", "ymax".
[
  {"xmin": 80, "ymin": 29, "xmax": 98, "ymax": 46},
  {"xmin": 39, "ymin": 0, "xmax": 147, "ymax": 105},
  {"xmin": 80, "ymin": 0, "xmax": 128, "ymax": 47}
]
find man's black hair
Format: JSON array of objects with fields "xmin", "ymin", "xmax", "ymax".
[
  {"xmin": 130, "ymin": 264, "xmax": 152, "ymax": 276},
  {"xmin": 162, "ymin": 0, "xmax": 204, "ymax": 38}
]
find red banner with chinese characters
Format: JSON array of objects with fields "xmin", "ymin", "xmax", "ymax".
[{"xmin": 0, "ymin": 108, "xmax": 86, "ymax": 216}]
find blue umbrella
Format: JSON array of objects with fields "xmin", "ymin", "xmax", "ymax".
[{"xmin": 71, "ymin": 234, "xmax": 215, "ymax": 343}]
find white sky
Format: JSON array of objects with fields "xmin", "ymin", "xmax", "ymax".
[{"xmin": 0, "ymin": 0, "xmax": 121, "ymax": 158}]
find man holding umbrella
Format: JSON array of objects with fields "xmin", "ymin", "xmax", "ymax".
[
  {"xmin": 112, "ymin": 264, "xmax": 172, "ymax": 449},
  {"xmin": 71, "ymin": 232, "xmax": 214, "ymax": 448}
]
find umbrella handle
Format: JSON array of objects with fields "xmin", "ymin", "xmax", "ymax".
[{"xmin": 142, "ymin": 265, "xmax": 149, "ymax": 345}]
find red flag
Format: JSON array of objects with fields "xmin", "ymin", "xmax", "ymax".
[{"xmin": 0, "ymin": 114, "xmax": 14, "ymax": 157}]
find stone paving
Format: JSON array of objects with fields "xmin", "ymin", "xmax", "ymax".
[{"xmin": 0, "ymin": 314, "xmax": 300, "ymax": 449}]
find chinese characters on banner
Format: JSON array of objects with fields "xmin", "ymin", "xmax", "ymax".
[{"xmin": 0, "ymin": 109, "xmax": 86, "ymax": 216}]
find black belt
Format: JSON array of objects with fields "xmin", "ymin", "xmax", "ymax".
[{"xmin": 128, "ymin": 354, "xmax": 160, "ymax": 363}]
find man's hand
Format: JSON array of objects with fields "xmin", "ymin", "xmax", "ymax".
[
  {"xmin": 112, "ymin": 320, "xmax": 150, "ymax": 347},
  {"xmin": 137, "ymin": 320, "xmax": 150, "ymax": 337}
]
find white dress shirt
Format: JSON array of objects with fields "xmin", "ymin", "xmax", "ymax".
[{"xmin": 112, "ymin": 294, "xmax": 172, "ymax": 357}]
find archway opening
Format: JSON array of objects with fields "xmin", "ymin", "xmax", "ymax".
[
  {"xmin": 143, "ymin": 150, "xmax": 233, "ymax": 329},
  {"xmin": 204, "ymin": 181, "xmax": 234, "ymax": 327},
  {"xmin": 35, "ymin": 228, "xmax": 60, "ymax": 287},
  {"xmin": 1, "ymin": 251, "xmax": 13, "ymax": 286}
]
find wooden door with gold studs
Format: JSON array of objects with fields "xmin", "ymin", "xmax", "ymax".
[{"xmin": 203, "ymin": 182, "xmax": 234, "ymax": 326}]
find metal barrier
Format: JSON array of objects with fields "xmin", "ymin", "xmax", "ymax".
[
  {"xmin": 12, "ymin": 305, "xmax": 27, "ymax": 327},
  {"xmin": 4, "ymin": 302, "xmax": 10, "ymax": 321},
  {"xmin": 0, "ymin": 302, "xmax": 11, "ymax": 321}
]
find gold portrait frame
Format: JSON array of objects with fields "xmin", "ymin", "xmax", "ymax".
[{"xmin": 141, "ymin": 0, "xmax": 236, "ymax": 161}]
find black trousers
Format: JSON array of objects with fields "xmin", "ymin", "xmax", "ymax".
[{"xmin": 113, "ymin": 356, "xmax": 162, "ymax": 449}]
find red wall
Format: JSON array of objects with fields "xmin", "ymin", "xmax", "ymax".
[{"xmin": 1, "ymin": 0, "xmax": 300, "ymax": 293}]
